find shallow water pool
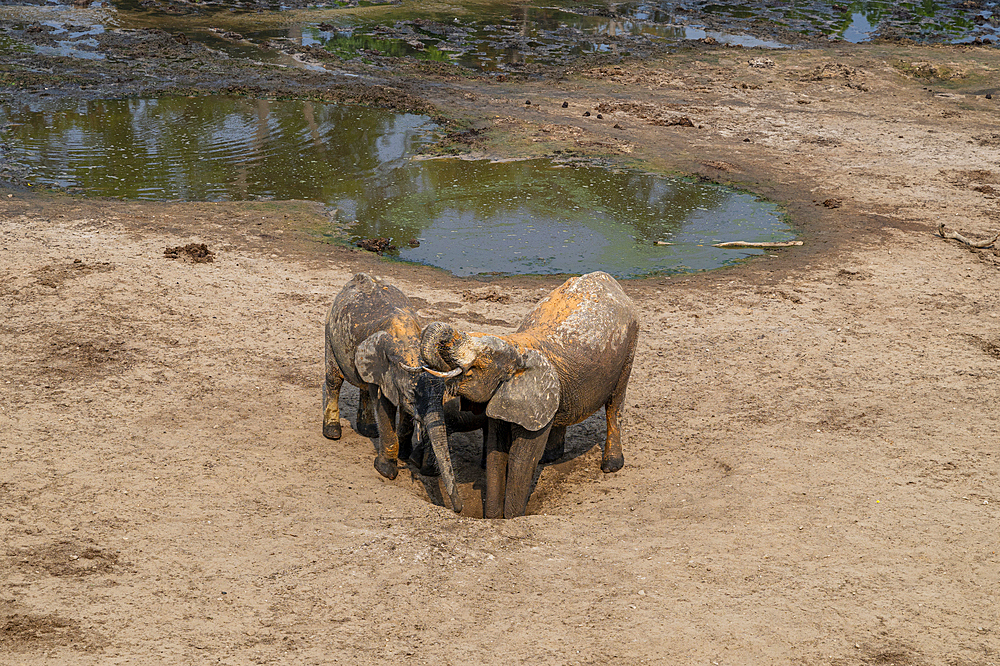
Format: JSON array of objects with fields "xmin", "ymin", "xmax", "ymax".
[{"xmin": 0, "ymin": 96, "xmax": 794, "ymax": 278}]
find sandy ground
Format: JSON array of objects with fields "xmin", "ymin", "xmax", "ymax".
[{"xmin": 3, "ymin": 42, "xmax": 1000, "ymax": 665}]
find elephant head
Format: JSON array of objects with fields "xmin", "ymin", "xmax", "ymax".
[
  {"xmin": 420, "ymin": 322, "xmax": 560, "ymax": 433},
  {"xmin": 355, "ymin": 330, "xmax": 463, "ymax": 513}
]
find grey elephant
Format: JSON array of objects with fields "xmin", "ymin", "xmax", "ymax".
[
  {"xmin": 420, "ymin": 271, "xmax": 639, "ymax": 519},
  {"xmin": 323, "ymin": 273, "xmax": 482, "ymax": 513}
]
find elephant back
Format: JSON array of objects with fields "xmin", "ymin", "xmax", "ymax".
[
  {"xmin": 513, "ymin": 271, "xmax": 638, "ymax": 426},
  {"xmin": 327, "ymin": 273, "xmax": 423, "ymax": 385},
  {"xmin": 517, "ymin": 271, "xmax": 636, "ymax": 353}
]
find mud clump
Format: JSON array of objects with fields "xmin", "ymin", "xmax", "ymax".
[
  {"xmin": 462, "ymin": 287, "xmax": 511, "ymax": 304},
  {"xmin": 164, "ymin": 243, "xmax": 214, "ymax": 263},
  {"xmin": 650, "ymin": 116, "xmax": 695, "ymax": 128},
  {"xmin": 356, "ymin": 238, "xmax": 397, "ymax": 254}
]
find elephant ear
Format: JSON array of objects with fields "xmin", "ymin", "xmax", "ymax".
[
  {"xmin": 486, "ymin": 349, "xmax": 560, "ymax": 432},
  {"xmin": 356, "ymin": 331, "xmax": 405, "ymax": 407}
]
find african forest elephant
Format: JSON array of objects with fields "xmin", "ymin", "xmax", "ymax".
[
  {"xmin": 323, "ymin": 273, "xmax": 482, "ymax": 513},
  {"xmin": 420, "ymin": 271, "xmax": 639, "ymax": 519}
]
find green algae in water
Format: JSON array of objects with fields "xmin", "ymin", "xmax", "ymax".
[
  {"xmin": 0, "ymin": 96, "xmax": 794, "ymax": 279},
  {"xmin": 344, "ymin": 159, "xmax": 793, "ymax": 278}
]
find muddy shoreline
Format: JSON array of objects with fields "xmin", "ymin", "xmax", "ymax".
[{"xmin": 3, "ymin": 15, "xmax": 1000, "ymax": 666}]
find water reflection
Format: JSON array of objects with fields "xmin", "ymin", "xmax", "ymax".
[
  {"xmin": 291, "ymin": 4, "xmax": 789, "ymax": 72},
  {"xmin": 273, "ymin": 0, "xmax": 992, "ymax": 73},
  {"xmin": 7, "ymin": 0, "xmax": 996, "ymax": 73},
  {"xmin": 356, "ymin": 160, "xmax": 791, "ymax": 278},
  {"xmin": 694, "ymin": 0, "xmax": 982, "ymax": 44},
  {"xmin": 0, "ymin": 97, "xmax": 793, "ymax": 278},
  {"xmin": 0, "ymin": 96, "xmax": 435, "ymax": 201}
]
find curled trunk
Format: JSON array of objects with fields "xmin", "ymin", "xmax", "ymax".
[{"xmin": 420, "ymin": 322, "xmax": 469, "ymax": 371}]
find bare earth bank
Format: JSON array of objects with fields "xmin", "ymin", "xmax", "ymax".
[{"xmin": 2, "ymin": 43, "xmax": 1000, "ymax": 665}]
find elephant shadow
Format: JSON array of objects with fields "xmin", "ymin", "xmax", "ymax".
[{"xmin": 333, "ymin": 382, "xmax": 364, "ymax": 436}]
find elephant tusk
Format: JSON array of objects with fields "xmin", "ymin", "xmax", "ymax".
[
  {"xmin": 400, "ymin": 362, "xmax": 422, "ymax": 372},
  {"xmin": 422, "ymin": 366, "xmax": 462, "ymax": 378}
]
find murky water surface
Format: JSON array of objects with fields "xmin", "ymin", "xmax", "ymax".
[
  {"xmin": 150, "ymin": 1, "xmax": 1000, "ymax": 71},
  {"xmin": 4, "ymin": 0, "xmax": 998, "ymax": 73},
  {"xmin": 0, "ymin": 96, "xmax": 792, "ymax": 278}
]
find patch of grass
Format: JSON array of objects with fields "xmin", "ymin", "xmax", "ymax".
[
  {"xmin": 892, "ymin": 58, "xmax": 967, "ymax": 81},
  {"xmin": 0, "ymin": 36, "xmax": 31, "ymax": 56}
]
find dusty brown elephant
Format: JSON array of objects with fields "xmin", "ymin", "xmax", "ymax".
[
  {"xmin": 420, "ymin": 271, "xmax": 639, "ymax": 519},
  {"xmin": 323, "ymin": 273, "xmax": 482, "ymax": 513}
]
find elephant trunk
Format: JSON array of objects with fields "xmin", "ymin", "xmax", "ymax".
[
  {"xmin": 420, "ymin": 322, "xmax": 470, "ymax": 371},
  {"xmin": 419, "ymin": 400, "xmax": 463, "ymax": 514}
]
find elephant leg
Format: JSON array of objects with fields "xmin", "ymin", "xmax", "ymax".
[
  {"xmin": 480, "ymin": 422, "xmax": 488, "ymax": 470},
  {"xmin": 372, "ymin": 389, "xmax": 399, "ymax": 480},
  {"xmin": 322, "ymin": 366, "xmax": 344, "ymax": 440},
  {"xmin": 504, "ymin": 423, "xmax": 552, "ymax": 519},
  {"xmin": 540, "ymin": 425, "xmax": 566, "ymax": 464},
  {"xmin": 355, "ymin": 383, "xmax": 379, "ymax": 438},
  {"xmin": 602, "ymin": 343, "xmax": 636, "ymax": 474},
  {"xmin": 417, "ymin": 445, "xmax": 439, "ymax": 477},
  {"xmin": 454, "ymin": 397, "xmax": 489, "ymax": 469},
  {"xmin": 405, "ymin": 431, "xmax": 436, "ymax": 476},
  {"xmin": 398, "ymin": 410, "xmax": 415, "ymax": 462},
  {"xmin": 484, "ymin": 420, "xmax": 509, "ymax": 519}
]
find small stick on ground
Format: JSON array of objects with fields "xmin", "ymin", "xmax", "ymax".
[
  {"xmin": 937, "ymin": 222, "xmax": 1000, "ymax": 248},
  {"xmin": 712, "ymin": 241, "xmax": 804, "ymax": 248}
]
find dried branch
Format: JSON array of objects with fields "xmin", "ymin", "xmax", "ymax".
[
  {"xmin": 937, "ymin": 222, "xmax": 1000, "ymax": 248},
  {"xmin": 712, "ymin": 241, "xmax": 803, "ymax": 248}
]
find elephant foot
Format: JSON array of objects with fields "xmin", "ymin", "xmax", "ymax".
[
  {"xmin": 373, "ymin": 455, "xmax": 398, "ymax": 480},
  {"xmin": 356, "ymin": 421, "xmax": 379, "ymax": 439},
  {"xmin": 601, "ymin": 453, "xmax": 624, "ymax": 474},
  {"xmin": 323, "ymin": 421, "xmax": 343, "ymax": 440}
]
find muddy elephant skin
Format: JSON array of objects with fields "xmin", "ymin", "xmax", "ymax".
[
  {"xmin": 421, "ymin": 271, "xmax": 639, "ymax": 519},
  {"xmin": 323, "ymin": 273, "xmax": 469, "ymax": 512}
]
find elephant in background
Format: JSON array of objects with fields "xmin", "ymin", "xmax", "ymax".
[
  {"xmin": 323, "ymin": 273, "xmax": 483, "ymax": 513},
  {"xmin": 420, "ymin": 271, "xmax": 639, "ymax": 519}
]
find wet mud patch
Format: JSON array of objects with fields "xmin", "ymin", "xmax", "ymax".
[
  {"xmin": 0, "ymin": 610, "xmax": 101, "ymax": 652},
  {"xmin": 9, "ymin": 540, "xmax": 122, "ymax": 577},
  {"xmin": 835, "ymin": 268, "xmax": 871, "ymax": 284},
  {"xmin": 862, "ymin": 646, "xmax": 923, "ymax": 666},
  {"xmin": 973, "ymin": 133, "xmax": 1000, "ymax": 147},
  {"xmin": 276, "ymin": 366, "xmax": 316, "ymax": 390},
  {"xmin": 964, "ymin": 333, "xmax": 1000, "ymax": 359},
  {"xmin": 798, "ymin": 62, "xmax": 869, "ymax": 90},
  {"xmin": 30, "ymin": 260, "xmax": 113, "ymax": 290},
  {"xmin": 945, "ymin": 168, "xmax": 1000, "ymax": 186},
  {"xmin": 461, "ymin": 286, "xmax": 511, "ymax": 304},
  {"xmin": 40, "ymin": 335, "xmax": 130, "ymax": 379},
  {"xmin": 945, "ymin": 168, "xmax": 1000, "ymax": 200}
]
